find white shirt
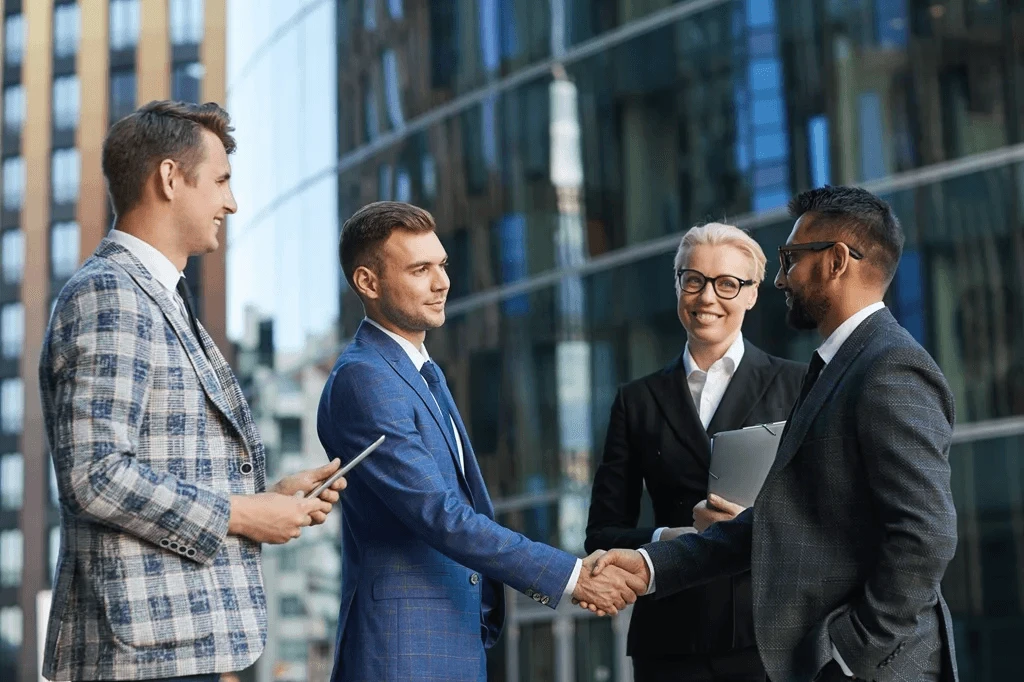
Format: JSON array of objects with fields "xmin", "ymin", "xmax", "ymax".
[
  {"xmin": 638, "ymin": 304, "xmax": 886, "ymax": 679},
  {"xmin": 683, "ymin": 333, "xmax": 745, "ymax": 429},
  {"xmin": 363, "ymin": 317, "xmax": 584, "ymax": 609},
  {"xmin": 107, "ymin": 229, "xmax": 190, "ymax": 324},
  {"xmin": 651, "ymin": 334, "xmax": 745, "ymax": 543}
]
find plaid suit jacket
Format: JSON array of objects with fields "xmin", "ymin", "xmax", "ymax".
[
  {"xmin": 644, "ymin": 309, "xmax": 959, "ymax": 682},
  {"xmin": 318, "ymin": 321, "xmax": 578, "ymax": 682},
  {"xmin": 39, "ymin": 239, "xmax": 268, "ymax": 681}
]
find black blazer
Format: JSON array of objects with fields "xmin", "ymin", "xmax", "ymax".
[{"xmin": 585, "ymin": 339, "xmax": 804, "ymax": 659}]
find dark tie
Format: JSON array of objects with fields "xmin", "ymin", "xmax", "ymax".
[
  {"xmin": 796, "ymin": 351, "xmax": 826, "ymax": 411},
  {"xmin": 419, "ymin": 361, "xmax": 459, "ymax": 460},
  {"xmin": 175, "ymin": 277, "xmax": 207, "ymax": 357}
]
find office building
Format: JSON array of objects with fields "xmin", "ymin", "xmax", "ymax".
[{"xmin": 0, "ymin": 1, "xmax": 227, "ymax": 679}]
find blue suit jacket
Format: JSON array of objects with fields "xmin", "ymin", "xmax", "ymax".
[{"xmin": 318, "ymin": 321, "xmax": 577, "ymax": 682}]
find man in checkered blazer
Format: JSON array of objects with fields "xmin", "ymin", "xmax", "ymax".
[{"xmin": 39, "ymin": 101, "xmax": 346, "ymax": 682}]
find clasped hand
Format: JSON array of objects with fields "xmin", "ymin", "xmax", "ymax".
[{"xmin": 571, "ymin": 550, "xmax": 650, "ymax": 616}]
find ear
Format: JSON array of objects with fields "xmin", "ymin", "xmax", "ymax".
[
  {"xmin": 746, "ymin": 283, "xmax": 759, "ymax": 310},
  {"xmin": 829, "ymin": 244, "xmax": 852, "ymax": 280},
  {"xmin": 156, "ymin": 159, "xmax": 177, "ymax": 201},
  {"xmin": 352, "ymin": 265, "xmax": 380, "ymax": 301}
]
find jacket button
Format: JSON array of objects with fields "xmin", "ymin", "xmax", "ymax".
[
  {"xmin": 532, "ymin": 593, "xmax": 542, "ymax": 602},
  {"xmin": 469, "ymin": 573, "xmax": 479, "ymax": 585},
  {"xmin": 239, "ymin": 462, "xmax": 254, "ymax": 475},
  {"xmin": 525, "ymin": 588, "xmax": 535, "ymax": 598},
  {"xmin": 159, "ymin": 539, "xmax": 170, "ymax": 547},
  {"xmin": 541, "ymin": 596, "xmax": 550, "ymax": 605},
  {"xmin": 186, "ymin": 548, "xmax": 197, "ymax": 558}
]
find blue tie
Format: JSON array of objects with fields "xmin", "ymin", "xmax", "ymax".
[{"xmin": 420, "ymin": 361, "xmax": 459, "ymax": 455}]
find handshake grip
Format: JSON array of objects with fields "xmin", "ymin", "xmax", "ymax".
[{"xmin": 571, "ymin": 549, "xmax": 651, "ymax": 616}]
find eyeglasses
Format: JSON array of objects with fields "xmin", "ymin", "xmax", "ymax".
[
  {"xmin": 778, "ymin": 241, "xmax": 864, "ymax": 272},
  {"xmin": 676, "ymin": 269, "xmax": 755, "ymax": 300}
]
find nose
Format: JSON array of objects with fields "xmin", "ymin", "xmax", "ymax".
[
  {"xmin": 434, "ymin": 266, "xmax": 450, "ymax": 291},
  {"xmin": 224, "ymin": 186, "xmax": 238, "ymax": 215},
  {"xmin": 698, "ymin": 281, "xmax": 718, "ymax": 303},
  {"xmin": 774, "ymin": 265, "xmax": 786, "ymax": 290}
]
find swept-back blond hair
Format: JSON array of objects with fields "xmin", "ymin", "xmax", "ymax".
[{"xmin": 673, "ymin": 222, "xmax": 767, "ymax": 292}]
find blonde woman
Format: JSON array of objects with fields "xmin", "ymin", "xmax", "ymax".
[{"xmin": 585, "ymin": 223, "xmax": 806, "ymax": 682}]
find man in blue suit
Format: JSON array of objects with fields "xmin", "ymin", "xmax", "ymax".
[{"xmin": 318, "ymin": 201, "xmax": 645, "ymax": 681}]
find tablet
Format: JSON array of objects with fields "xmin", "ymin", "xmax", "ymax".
[{"xmin": 707, "ymin": 421, "xmax": 786, "ymax": 508}]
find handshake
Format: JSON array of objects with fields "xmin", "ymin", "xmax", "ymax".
[{"xmin": 570, "ymin": 549, "xmax": 653, "ymax": 616}]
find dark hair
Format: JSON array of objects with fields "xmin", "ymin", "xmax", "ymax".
[
  {"xmin": 339, "ymin": 201, "xmax": 436, "ymax": 292},
  {"xmin": 102, "ymin": 100, "xmax": 236, "ymax": 217},
  {"xmin": 788, "ymin": 185, "xmax": 904, "ymax": 284}
]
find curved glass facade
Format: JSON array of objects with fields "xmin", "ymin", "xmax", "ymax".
[{"xmin": 320, "ymin": 1, "xmax": 1024, "ymax": 679}]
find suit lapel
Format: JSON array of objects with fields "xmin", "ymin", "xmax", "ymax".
[
  {"xmin": 436, "ymin": 363, "xmax": 489, "ymax": 513},
  {"xmin": 98, "ymin": 240, "xmax": 247, "ymax": 443},
  {"xmin": 706, "ymin": 340, "xmax": 775, "ymax": 437},
  {"xmin": 772, "ymin": 309, "xmax": 891, "ymax": 471},
  {"xmin": 645, "ymin": 353, "xmax": 711, "ymax": 468},
  {"xmin": 357, "ymin": 322, "xmax": 472, "ymax": 497}
]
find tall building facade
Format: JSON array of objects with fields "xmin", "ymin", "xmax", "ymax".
[
  {"xmin": 323, "ymin": 1, "xmax": 1024, "ymax": 680},
  {"xmin": 0, "ymin": 1, "xmax": 228, "ymax": 679}
]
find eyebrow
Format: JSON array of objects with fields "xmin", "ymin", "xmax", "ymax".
[{"xmin": 407, "ymin": 257, "xmax": 448, "ymax": 270}]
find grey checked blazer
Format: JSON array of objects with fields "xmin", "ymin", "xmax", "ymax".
[
  {"xmin": 644, "ymin": 309, "xmax": 959, "ymax": 682},
  {"xmin": 39, "ymin": 239, "xmax": 268, "ymax": 681}
]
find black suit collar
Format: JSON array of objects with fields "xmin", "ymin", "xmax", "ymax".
[{"xmin": 645, "ymin": 339, "xmax": 780, "ymax": 470}]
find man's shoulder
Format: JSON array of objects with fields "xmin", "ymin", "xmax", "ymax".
[{"xmin": 56, "ymin": 255, "xmax": 145, "ymax": 310}]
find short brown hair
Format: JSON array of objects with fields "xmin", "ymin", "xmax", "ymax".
[
  {"xmin": 102, "ymin": 100, "xmax": 236, "ymax": 217},
  {"xmin": 339, "ymin": 202, "xmax": 436, "ymax": 292}
]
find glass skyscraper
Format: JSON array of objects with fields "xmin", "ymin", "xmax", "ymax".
[{"xmin": 230, "ymin": 1, "xmax": 1024, "ymax": 680}]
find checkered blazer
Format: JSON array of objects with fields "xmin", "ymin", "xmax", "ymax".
[
  {"xmin": 318, "ymin": 321, "xmax": 578, "ymax": 682},
  {"xmin": 644, "ymin": 309, "xmax": 959, "ymax": 682},
  {"xmin": 39, "ymin": 239, "xmax": 268, "ymax": 681}
]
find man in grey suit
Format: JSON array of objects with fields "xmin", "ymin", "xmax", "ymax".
[
  {"xmin": 39, "ymin": 101, "xmax": 347, "ymax": 681},
  {"xmin": 587, "ymin": 186, "xmax": 958, "ymax": 682}
]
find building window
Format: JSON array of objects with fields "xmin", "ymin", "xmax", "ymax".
[
  {"xmin": 53, "ymin": 3, "xmax": 82, "ymax": 59},
  {"xmin": 3, "ymin": 85, "xmax": 25, "ymax": 134},
  {"xmin": 363, "ymin": 0, "xmax": 377, "ymax": 30},
  {"xmin": 0, "ymin": 453, "xmax": 22, "ymax": 510},
  {"xmin": 1, "ymin": 303, "xmax": 23, "ymax": 359},
  {"xmin": 387, "ymin": 0, "xmax": 403, "ymax": 20},
  {"xmin": 382, "ymin": 49, "xmax": 404, "ymax": 129},
  {"xmin": 2, "ymin": 157, "xmax": 23, "ymax": 211},
  {"xmin": 52, "ymin": 148, "xmax": 81, "ymax": 204},
  {"xmin": 110, "ymin": 69, "xmax": 137, "ymax": 122},
  {"xmin": 363, "ymin": 77, "xmax": 380, "ymax": 142},
  {"xmin": 0, "ymin": 607, "xmax": 20, "ymax": 651},
  {"xmin": 169, "ymin": 0, "xmax": 204, "ymax": 46},
  {"xmin": 1, "ymin": 378, "xmax": 23, "ymax": 434},
  {"xmin": 0, "ymin": 530, "xmax": 21, "ymax": 587},
  {"xmin": 51, "ymin": 221, "xmax": 80, "ymax": 279},
  {"xmin": 279, "ymin": 639, "xmax": 308, "ymax": 663},
  {"xmin": 3, "ymin": 14, "xmax": 24, "ymax": 66},
  {"xmin": 172, "ymin": 62, "xmax": 204, "ymax": 103},
  {"xmin": 109, "ymin": 0, "xmax": 140, "ymax": 50},
  {"xmin": 52, "ymin": 75, "xmax": 81, "ymax": 131},
  {"xmin": 279, "ymin": 595, "xmax": 304, "ymax": 617},
  {"xmin": 2, "ymin": 230, "xmax": 23, "ymax": 284}
]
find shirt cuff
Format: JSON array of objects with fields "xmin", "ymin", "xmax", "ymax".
[
  {"xmin": 560, "ymin": 558, "xmax": 583, "ymax": 608},
  {"xmin": 832, "ymin": 642, "xmax": 854, "ymax": 677},
  {"xmin": 652, "ymin": 527, "xmax": 668, "ymax": 542},
  {"xmin": 637, "ymin": 548, "xmax": 656, "ymax": 594}
]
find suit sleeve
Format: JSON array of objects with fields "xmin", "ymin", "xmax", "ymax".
[
  {"xmin": 42, "ymin": 278, "xmax": 230, "ymax": 565},
  {"xmin": 322, "ymin": 362, "xmax": 578, "ymax": 607},
  {"xmin": 640, "ymin": 507, "xmax": 754, "ymax": 598},
  {"xmin": 585, "ymin": 390, "xmax": 659, "ymax": 552},
  {"xmin": 828, "ymin": 350, "xmax": 957, "ymax": 679}
]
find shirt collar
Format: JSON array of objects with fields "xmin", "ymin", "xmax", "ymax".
[
  {"xmin": 683, "ymin": 333, "xmax": 745, "ymax": 376},
  {"xmin": 364, "ymin": 317, "xmax": 431, "ymax": 370},
  {"xmin": 816, "ymin": 301, "xmax": 886, "ymax": 364},
  {"xmin": 107, "ymin": 229, "xmax": 183, "ymax": 294}
]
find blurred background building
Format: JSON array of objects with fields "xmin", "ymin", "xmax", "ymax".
[{"xmin": 2, "ymin": 0, "xmax": 1024, "ymax": 681}]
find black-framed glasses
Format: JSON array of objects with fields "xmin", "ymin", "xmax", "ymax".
[
  {"xmin": 778, "ymin": 241, "xmax": 864, "ymax": 272},
  {"xmin": 676, "ymin": 269, "xmax": 755, "ymax": 300}
]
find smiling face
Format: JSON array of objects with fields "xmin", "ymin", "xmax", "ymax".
[
  {"xmin": 677, "ymin": 243, "xmax": 758, "ymax": 350},
  {"xmin": 173, "ymin": 129, "xmax": 237, "ymax": 255},
  {"xmin": 374, "ymin": 229, "xmax": 450, "ymax": 335}
]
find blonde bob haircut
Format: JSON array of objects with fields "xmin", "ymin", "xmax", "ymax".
[{"xmin": 673, "ymin": 222, "xmax": 768, "ymax": 292}]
